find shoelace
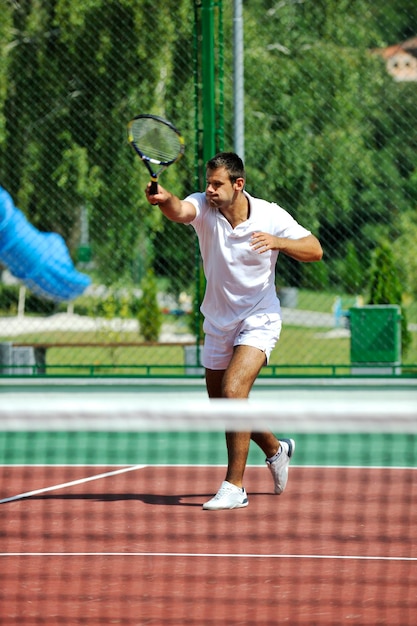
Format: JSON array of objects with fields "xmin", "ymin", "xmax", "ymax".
[{"xmin": 213, "ymin": 484, "xmax": 236, "ymax": 499}]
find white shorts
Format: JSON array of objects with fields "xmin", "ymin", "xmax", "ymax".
[{"xmin": 202, "ymin": 312, "xmax": 282, "ymax": 370}]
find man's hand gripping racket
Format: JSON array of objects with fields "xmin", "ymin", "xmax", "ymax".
[{"xmin": 128, "ymin": 114, "xmax": 185, "ymax": 203}]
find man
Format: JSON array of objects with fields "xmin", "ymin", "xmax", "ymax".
[{"xmin": 145, "ymin": 152, "xmax": 323, "ymax": 510}]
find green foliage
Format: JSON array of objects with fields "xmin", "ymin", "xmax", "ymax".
[
  {"xmin": 0, "ymin": 282, "xmax": 56, "ymax": 315},
  {"xmin": 300, "ymin": 258, "xmax": 329, "ymax": 292},
  {"xmin": 0, "ymin": 0, "xmax": 195, "ymax": 280},
  {"xmin": 339, "ymin": 241, "xmax": 363, "ymax": 295},
  {"xmin": 0, "ymin": 282, "xmax": 17, "ymax": 314},
  {"xmin": 1, "ymin": 1, "xmax": 416, "ymax": 369},
  {"xmin": 367, "ymin": 242, "xmax": 412, "ymax": 357},
  {"xmin": 241, "ymin": 1, "xmax": 417, "ymax": 295},
  {"xmin": 153, "ymin": 220, "xmax": 197, "ymax": 297},
  {"xmin": 392, "ymin": 210, "xmax": 417, "ymax": 298},
  {"xmin": 137, "ymin": 269, "xmax": 162, "ymax": 342},
  {"xmin": 2, "ymin": 0, "xmax": 416, "ymax": 296},
  {"xmin": 368, "ymin": 243, "xmax": 402, "ymax": 304}
]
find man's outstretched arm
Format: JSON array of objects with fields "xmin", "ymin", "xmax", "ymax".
[{"xmin": 145, "ymin": 183, "xmax": 196, "ymax": 224}]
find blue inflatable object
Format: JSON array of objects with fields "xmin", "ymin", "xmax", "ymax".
[{"xmin": 0, "ymin": 186, "xmax": 91, "ymax": 301}]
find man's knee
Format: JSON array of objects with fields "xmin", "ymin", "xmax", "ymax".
[{"xmin": 222, "ymin": 377, "xmax": 243, "ymax": 398}]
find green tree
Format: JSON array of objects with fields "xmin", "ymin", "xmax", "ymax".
[
  {"xmin": 138, "ymin": 269, "xmax": 162, "ymax": 342},
  {"xmin": 0, "ymin": 0, "xmax": 12, "ymax": 145},
  {"xmin": 392, "ymin": 211, "xmax": 417, "ymax": 298},
  {"xmin": 367, "ymin": 242, "xmax": 412, "ymax": 357},
  {"xmin": 241, "ymin": 0, "xmax": 417, "ymax": 293},
  {"xmin": 1, "ymin": 0, "xmax": 417, "ymax": 327},
  {"xmin": 0, "ymin": 0, "xmax": 196, "ymax": 285},
  {"xmin": 340, "ymin": 241, "xmax": 363, "ymax": 295}
]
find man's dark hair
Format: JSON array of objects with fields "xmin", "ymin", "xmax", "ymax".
[{"xmin": 206, "ymin": 152, "xmax": 246, "ymax": 184}]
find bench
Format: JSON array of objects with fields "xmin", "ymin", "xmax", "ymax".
[{"xmin": 1, "ymin": 341, "xmax": 203, "ymax": 376}]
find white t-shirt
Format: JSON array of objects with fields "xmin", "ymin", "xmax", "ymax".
[{"xmin": 186, "ymin": 191, "xmax": 311, "ymax": 331}]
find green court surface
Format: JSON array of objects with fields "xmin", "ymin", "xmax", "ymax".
[
  {"xmin": 1, "ymin": 379, "xmax": 416, "ymax": 468},
  {"xmin": 2, "ymin": 431, "xmax": 416, "ymax": 467}
]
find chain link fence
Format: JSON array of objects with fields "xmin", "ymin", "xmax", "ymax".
[{"xmin": 0, "ymin": 0, "xmax": 416, "ymax": 376}]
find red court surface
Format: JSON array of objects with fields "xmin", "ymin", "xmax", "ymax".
[{"xmin": 1, "ymin": 464, "xmax": 417, "ymax": 625}]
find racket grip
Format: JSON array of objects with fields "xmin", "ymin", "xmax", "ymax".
[{"xmin": 149, "ymin": 179, "xmax": 158, "ymax": 195}]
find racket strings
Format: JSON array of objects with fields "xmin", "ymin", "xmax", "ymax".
[{"xmin": 131, "ymin": 119, "xmax": 182, "ymax": 164}]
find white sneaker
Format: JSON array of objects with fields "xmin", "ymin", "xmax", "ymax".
[
  {"xmin": 266, "ymin": 438, "xmax": 295, "ymax": 495},
  {"xmin": 202, "ymin": 480, "xmax": 249, "ymax": 510}
]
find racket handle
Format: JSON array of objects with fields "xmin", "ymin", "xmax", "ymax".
[{"xmin": 149, "ymin": 179, "xmax": 158, "ymax": 195}]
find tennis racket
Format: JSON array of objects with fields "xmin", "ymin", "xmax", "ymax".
[{"xmin": 128, "ymin": 114, "xmax": 185, "ymax": 194}]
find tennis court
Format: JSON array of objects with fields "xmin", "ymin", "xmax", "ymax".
[{"xmin": 1, "ymin": 380, "xmax": 416, "ymax": 625}]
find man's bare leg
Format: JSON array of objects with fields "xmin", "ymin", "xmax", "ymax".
[{"xmin": 205, "ymin": 345, "xmax": 279, "ymax": 488}]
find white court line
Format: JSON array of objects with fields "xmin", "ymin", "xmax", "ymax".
[
  {"xmin": 1, "ymin": 552, "xmax": 416, "ymax": 561},
  {"xmin": 0, "ymin": 464, "xmax": 147, "ymax": 504}
]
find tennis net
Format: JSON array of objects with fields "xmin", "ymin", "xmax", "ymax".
[{"xmin": 1, "ymin": 385, "xmax": 416, "ymax": 625}]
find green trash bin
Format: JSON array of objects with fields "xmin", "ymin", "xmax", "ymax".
[
  {"xmin": 77, "ymin": 244, "xmax": 92, "ymax": 263},
  {"xmin": 350, "ymin": 305, "xmax": 401, "ymax": 374}
]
